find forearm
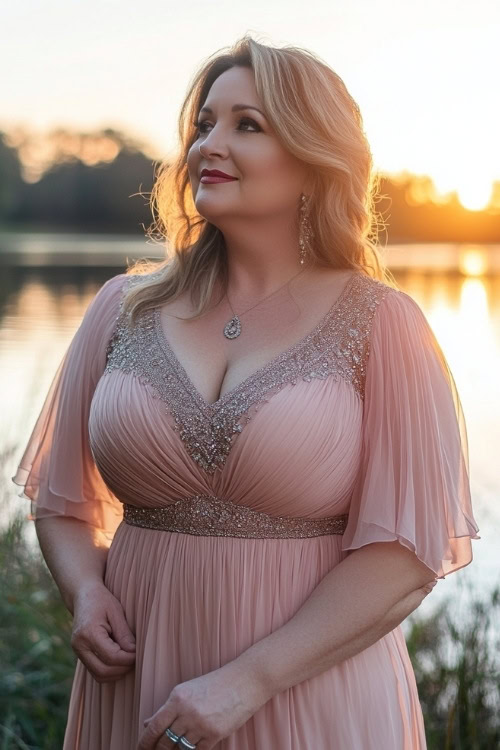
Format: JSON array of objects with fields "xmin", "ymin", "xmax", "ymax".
[
  {"xmin": 35, "ymin": 515, "xmax": 111, "ymax": 615},
  {"xmin": 233, "ymin": 540, "xmax": 436, "ymax": 700}
]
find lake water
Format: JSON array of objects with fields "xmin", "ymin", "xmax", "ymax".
[{"xmin": 1, "ymin": 233, "xmax": 499, "ymax": 624}]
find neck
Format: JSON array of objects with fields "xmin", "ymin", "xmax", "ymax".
[{"xmin": 220, "ymin": 218, "xmax": 309, "ymax": 298}]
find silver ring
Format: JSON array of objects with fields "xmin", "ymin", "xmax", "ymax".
[
  {"xmin": 179, "ymin": 737, "xmax": 197, "ymax": 749},
  {"xmin": 164, "ymin": 727, "xmax": 181, "ymax": 743}
]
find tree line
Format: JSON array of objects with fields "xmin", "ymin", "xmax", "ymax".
[{"xmin": 0, "ymin": 128, "xmax": 499, "ymax": 242}]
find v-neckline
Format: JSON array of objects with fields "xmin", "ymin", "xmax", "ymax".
[{"xmin": 153, "ymin": 271, "xmax": 360, "ymax": 412}]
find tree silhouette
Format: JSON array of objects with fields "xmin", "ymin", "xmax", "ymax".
[{"xmin": 0, "ymin": 126, "xmax": 499, "ymax": 241}]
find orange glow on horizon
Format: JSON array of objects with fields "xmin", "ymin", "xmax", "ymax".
[{"xmin": 383, "ymin": 170, "xmax": 499, "ymax": 214}]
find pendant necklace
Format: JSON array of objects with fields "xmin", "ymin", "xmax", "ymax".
[{"xmin": 223, "ymin": 268, "xmax": 306, "ymax": 339}]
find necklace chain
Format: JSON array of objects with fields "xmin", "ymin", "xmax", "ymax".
[{"xmin": 223, "ymin": 268, "xmax": 307, "ymax": 340}]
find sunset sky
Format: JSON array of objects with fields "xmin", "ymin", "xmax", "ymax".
[{"xmin": 2, "ymin": 0, "xmax": 499, "ymax": 211}]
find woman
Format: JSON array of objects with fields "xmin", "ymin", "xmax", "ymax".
[{"xmin": 12, "ymin": 35, "xmax": 480, "ymax": 749}]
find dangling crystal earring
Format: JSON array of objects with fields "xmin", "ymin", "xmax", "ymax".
[{"xmin": 298, "ymin": 193, "xmax": 314, "ymax": 265}]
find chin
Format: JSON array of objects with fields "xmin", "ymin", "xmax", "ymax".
[{"xmin": 195, "ymin": 196, "xmax": 230, "ymax": 215}]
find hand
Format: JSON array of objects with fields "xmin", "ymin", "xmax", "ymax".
[
  {"xmin": 71, "ymin": 581, "xmax": 136, "ymax": 683},
  {"xmin": 137, "ymin": 660, "xmax": 269, "ymax": 750}
]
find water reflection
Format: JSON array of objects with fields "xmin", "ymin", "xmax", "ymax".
[{"xmin": 458, "ymin": 244, "xmax": 490, "ymax": 276}]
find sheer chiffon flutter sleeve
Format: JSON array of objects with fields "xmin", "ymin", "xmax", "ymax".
[
  {"xmin": 341, "ymin": 288, "xmax": 480, "ymax": 579},
  {"xmin": 11, "ymin": 273, "xmax": 128, "ymax": 539}
]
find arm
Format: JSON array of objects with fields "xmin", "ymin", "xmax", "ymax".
[
  {"xmin": 230, "ymin": 540, "xmax": 436, "ymax": 701},
  {"xmin": 12, "ymin": 274, "xmax": 133, "ymax": 682},
  {"xmin": 35, "ymin": 515, "xmax": 110, "ymax": 615},
  {"xmin": 36, "ymin": 515, "xmax": 136, "ymax": 682}
]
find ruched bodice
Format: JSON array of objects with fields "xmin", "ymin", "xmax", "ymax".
[{"xmin": 88, "ymin": 271, "xmax": 380, "ymax": 523}]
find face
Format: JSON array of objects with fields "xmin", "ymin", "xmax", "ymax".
[{"xmin": 187, "ymin": 66, "xmax": 310, "ymax": 228}]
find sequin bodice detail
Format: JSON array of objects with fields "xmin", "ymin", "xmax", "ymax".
[{"xmin": 103, "ymin": 272, "xmax": 393, "ymax": 474}]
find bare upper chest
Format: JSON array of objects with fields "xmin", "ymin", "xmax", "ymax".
[{"xmin": 157, "ymin": 270, "xmax": 357, "ymax": 405}]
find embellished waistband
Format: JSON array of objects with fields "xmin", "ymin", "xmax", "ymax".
[{"xmin": 123, "ymin": 495, "xmax": 349, "ymax": 539}]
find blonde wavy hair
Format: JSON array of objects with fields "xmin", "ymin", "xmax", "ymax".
[{"xmin": 123, "ymin": 33, "xmax": 396, "ymax": 325}]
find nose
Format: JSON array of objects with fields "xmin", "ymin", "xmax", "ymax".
[{"xmin": 197, "ymin": 126, "xmax": 228, "ymax": 159}]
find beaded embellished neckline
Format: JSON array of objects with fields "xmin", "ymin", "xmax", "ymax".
[
  {"xmin": 153, "ymin": 271, "xmax": 360, "ymax": 411},
  {"xmin": 104, "ymin": 270, "xmax": 393, "ymax": 473}
]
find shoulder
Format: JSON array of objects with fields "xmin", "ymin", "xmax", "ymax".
[
  {"xmin": 78, "ymin": 273, "xmax": 135, "ymax": 345},
  {"xmin": 357, "ymin": 279, "xmax": 443, "ymax": 381},
  {"xmin": 88, "ymin": 272, "xmax": 129, "ymax": 310},
  {"xmin": 340, "ymin": 272, "xmax": 399, "ymax": 339},
  {"xmin": 348, "ymin": 276, "xmax": 438, "ymax": 367},
  {"xmin": 86, "ymin": 271, "xmax": 146, "ymax": 319},
  {"xmin": 354, "ymin": 275, "xmax": 427, "ymax": 329}
]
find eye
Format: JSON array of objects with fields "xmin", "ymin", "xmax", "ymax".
[{"xmin": 192, "ymin": 116, "xmax": 262, "ymax": 135}]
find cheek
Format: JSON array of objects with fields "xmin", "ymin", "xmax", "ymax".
[
  {"xmin": 242, "ymin": 158, "xmax": 304, "ymax": 199},
  {"xmin": 243, "ymin": 146, "xmax": 303, "ymax": 185},
  {"xmin": 187, "ymin": 145, "xmax": 200, "ymax": 172}
]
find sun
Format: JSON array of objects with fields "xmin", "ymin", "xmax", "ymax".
[{"xmin": 456, "ymin": 183, "xmax": 493, "ymax": 212}]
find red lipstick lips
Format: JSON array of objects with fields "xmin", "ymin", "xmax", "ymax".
[{"xmin": 200, "ymin": 168, "xmax": 238, "ymax": 184}]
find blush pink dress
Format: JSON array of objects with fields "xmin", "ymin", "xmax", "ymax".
[{"xmin": 12, "ymin": 269, "xmax": 480, "ymax": 749}]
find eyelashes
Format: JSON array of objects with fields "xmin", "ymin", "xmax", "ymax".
[{"xmin": 192, "ymin": 116, "xmax": 262, "ymax": 134}]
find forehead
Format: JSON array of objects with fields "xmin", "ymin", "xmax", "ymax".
[{"xmin": 202, "ymin": 67, "xmax": 260, "ymax": 109}]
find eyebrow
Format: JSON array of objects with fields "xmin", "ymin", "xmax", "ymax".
[{"xmin": 199, "ymin": 103, "xmax": 266, "ymax": 119}]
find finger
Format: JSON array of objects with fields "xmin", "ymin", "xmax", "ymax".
[
  {"xmin": 107, "ymin": 602, "xmax": 136, "ymax": 652},
  {"xmin": 85, "ymin": 625, "xmax": 137, "ymax": 667},
  {"xmin": 77, "ymin": 649, "xmax": 134, "ymax": 683},
  {"xmin": 137, "ymin": 709, "xmax": 178, "ymax": 750},
  {"xmin": 156, "ymin": 731, "xmax": 201, "ymax": 750},
  {"xmin": 154, "ymin": 725, "xmax": 202, "ymax": 750}
]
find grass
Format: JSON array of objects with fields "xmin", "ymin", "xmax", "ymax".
[
  {"xmin": 0, "ymin": 513, "xmax": 75, "ymax": 749},
  {"xmin": 1, "ymin": 509, "xmax": 499, "ymax": 749},
  {"xmin": 405, "ymin": 581, "xmax": 500, "ymax": 748}
]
